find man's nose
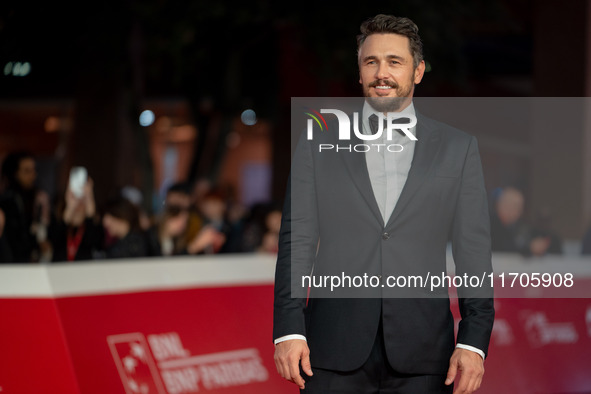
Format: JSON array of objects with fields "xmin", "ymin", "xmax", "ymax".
[{"xmin": 375, "ymin": 61, "xmax": 389, "ymax": 80}]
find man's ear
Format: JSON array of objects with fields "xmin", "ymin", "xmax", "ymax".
[{"xmin": 414, "ymin": 60, "xmax": 426, "ymax": 84}]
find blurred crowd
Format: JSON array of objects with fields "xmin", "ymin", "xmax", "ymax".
[
  {"xmin": 0, "ymin": 152, "xmax": 282, "ymax": 263},
  {"xmin": 2, "ymin": 153, "xmax": 591, "ymax": 264}
]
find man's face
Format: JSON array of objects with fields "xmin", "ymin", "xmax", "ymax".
[{"xmin": 358, "ymin": 33, "xmax": 425, "ymax": 112}]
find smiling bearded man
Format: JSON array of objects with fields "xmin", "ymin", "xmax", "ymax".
[{"xmin": 273, "ymin": 14, "xmax": 495, "ymax": 394}]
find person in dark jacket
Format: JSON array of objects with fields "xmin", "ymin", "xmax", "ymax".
[
  {"xmin": 48, "ymin": 179, "xmax": 103, "ymax": 262},
  {"xmin": 490, "ymin": 187, "xmax": 556, "ymax": 256},
  {"xmin": 0, "ymin": 208, "xmax": 14, "ymax": 262},
  {"xmin": 0, "ymin": 152, "xmax": 50, "ymax": 262},
  {"xmin": 102, "ymin": 196, "xmax": 147, "ymax": 259}
]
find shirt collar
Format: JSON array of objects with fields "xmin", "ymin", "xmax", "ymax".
[{"xmin": 362, "ymin": 100, "xmax": 416, "ymax": 136}]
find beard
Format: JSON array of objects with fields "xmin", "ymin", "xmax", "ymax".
[
  {"xmin": 364, "ymin": 79, "xmax": 413, "ymax": 113},
  {"xmin": 366, "ymin": 96, "xmax": 407, "ymax": 112}
]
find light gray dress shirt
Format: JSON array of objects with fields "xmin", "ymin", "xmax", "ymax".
[{"xmin": 362, "ymin": 101, "xmax": 416, "ymax": 224}]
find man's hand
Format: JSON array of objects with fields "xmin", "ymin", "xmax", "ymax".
[
  {"xmin": 273, "ymin": 339, "xmax": 313, "ymax": 389},
  {"xmin": 445, "ymin": 348, "xmax": 484, "ymax": 394}
]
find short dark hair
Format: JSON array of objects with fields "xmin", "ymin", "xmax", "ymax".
[
  {"xmin": 357, "ymin": 14, "xmax": 423, "ymax": 68},
  {"xmin": 1, "ymin": 151, "xmax": 35, "ymax": 189},
  {"xmin": 104, "ymin": 196, "xmax": 140, "ymax": 231}
]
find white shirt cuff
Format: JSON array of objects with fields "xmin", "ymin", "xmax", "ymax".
[
  {"xmin": 273, "ymin": 337, "xmax": 484, "ymax": 360},
  {"xmin": 456, "ymin": 343, "xmax": 485, "ymax": 360},
  {"xmin": 274, "ymin": 334, "xmax": 307, "ymax": 345}
]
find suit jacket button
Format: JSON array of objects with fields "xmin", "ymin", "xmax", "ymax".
[{"xmin": 382, "ymin": 232, "xmax": 390, "ymax": 240}]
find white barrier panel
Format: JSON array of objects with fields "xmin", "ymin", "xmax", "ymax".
[{"xmin": 0, "ymin": 254, "xmax": 277, "ymax": 298}]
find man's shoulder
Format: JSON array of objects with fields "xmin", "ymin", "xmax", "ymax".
[{"xmin": 417, "ymin": 112, "xmax": 475, "ymax": 144}]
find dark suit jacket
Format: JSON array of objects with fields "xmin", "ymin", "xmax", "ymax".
[{"xmin": 273, "ymin": 110, "xmax": 494, "ymax": 375}]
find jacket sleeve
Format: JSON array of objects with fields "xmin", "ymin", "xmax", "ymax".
[
  {"xmin": 273, "ymin": 133, "xmax": 319, "ymax": 341},
  {"xmin": 451, "ymin": 136, "xmax": 495, "ymax": 358}
]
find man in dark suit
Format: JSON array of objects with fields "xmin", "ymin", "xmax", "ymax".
[{"xmin": 273, "ymin": 14, "xmax": 494, "ymax": 394}]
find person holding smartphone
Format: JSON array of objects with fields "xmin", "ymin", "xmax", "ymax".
[{"xmin": 48, "ymin": 169, "xmax": 104, "ymax": 262}]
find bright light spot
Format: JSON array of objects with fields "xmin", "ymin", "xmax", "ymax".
[
  {"xmin": 13, "ymin": 63, "xmax": 21, "ymax": 76},
  {"xmin": 3, "ymin": 62, "xmax": 12, "ymax": 76},
  {"xmin": 241, "ymin": 109, "xmax": 257, "ymax": 126},
  {"xmin": 3, "ymin": 61, "xmax": 32, "ymax": 77},
  {"xmin": 20, "ymin": 62, "xmax": 31, "ymax": 76},
  {"xmin": 139, "ymin": 110, "xmax": 155, "ymax": 127}
]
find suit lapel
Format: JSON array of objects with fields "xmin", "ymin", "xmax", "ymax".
[
  {"xmin": 337, "ymin": 115, "xmax": 385, "ymax": 227},
  {"xmin": 336, "ymin": 110, "xmax": 442, "ymax": 230},
  {"xmin": 385, "ymin": 112, "xmax": 441, "ymax": 230}
]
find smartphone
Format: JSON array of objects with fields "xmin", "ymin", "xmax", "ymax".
[{"xmin": 69, "ymin": 167, "xmax": 87, "ymax": 198}]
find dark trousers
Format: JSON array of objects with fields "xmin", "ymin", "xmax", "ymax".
[{"xmin": 301, "ymin": 320, "xmax": 452, "ymax": 394}]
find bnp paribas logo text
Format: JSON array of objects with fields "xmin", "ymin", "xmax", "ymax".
[{"xmin": 304, "ymin": 108, "xmax": 417, "ymax": 153}]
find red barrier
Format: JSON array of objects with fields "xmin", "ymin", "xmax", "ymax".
[
  {"xmin": 0, "ymin": 298, "xmax": 80, "ymax": 393},
  {"xmin": 0, "ymin": 257, "xmax": 294, "ymax": 393},
  {"xmin": 60, "ymin": 286, "xmax": 283, "ymax": 393},
  {"xmin": 0, "ymin": 255, "xmax": 590, "ymax": 393}
]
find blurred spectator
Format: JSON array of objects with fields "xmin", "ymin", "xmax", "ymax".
[
  {"xmin": 121, "ymin": 185, "xmax": 151, "ymax": 231},
  {"xmin": 147, "ymin": 183, "xmax": 200, "ymax": 256},
  {"xmin": 48, "ymin": 178, "xmax": 103, "ymax": 262},
  {"xmin": 490, "ymin": 187, "xmax": 554, "ymax": 257},
  {"xmin": 240, "ymin": 203, "xmax": 270, "ymax": 252},
  {"xmin": 188, "ymin": 190, "xmax": 227, "ymax": 254},
  {"xmin": 198, "ymin": 189, "xmax": 226, "ymax": 226},
  {"xmin": 258, "ymin": 208, "xmax": 282, "ymax": 254},
  {"xmin": 529, "ymin": 207, "xmax": 562, "ymax": 255},
  {"xmin": 240, "ymin": 202, "xmax": 282, "ymax": 253},
  {"xmin": 191, "ymin": 177, "xmax": 212, "ymax": 207},
  {"xmin": 0, "ymin": 152, "xmax": 50, "ymax": 262},
  {"xmin": 102, "ymin": 196, "xmax": 148, "ymax": 258},
  {"xmin": 187, "ymin": 188, "xmax": 246, "ymax": 254},
  {"xmin": 168, "ymin": 183, "xmax": 203, "ymax": 246},
  {"xmin": 220, "ymin": 184, "xmax": 248, "ymax": 253},
  {"xmin": 582, "ymin": 225, "xmax": 591, "ymax": 255},
  {"xmin": 0, "ymin": 208, "xmax": 14, "ymax": 262}
]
